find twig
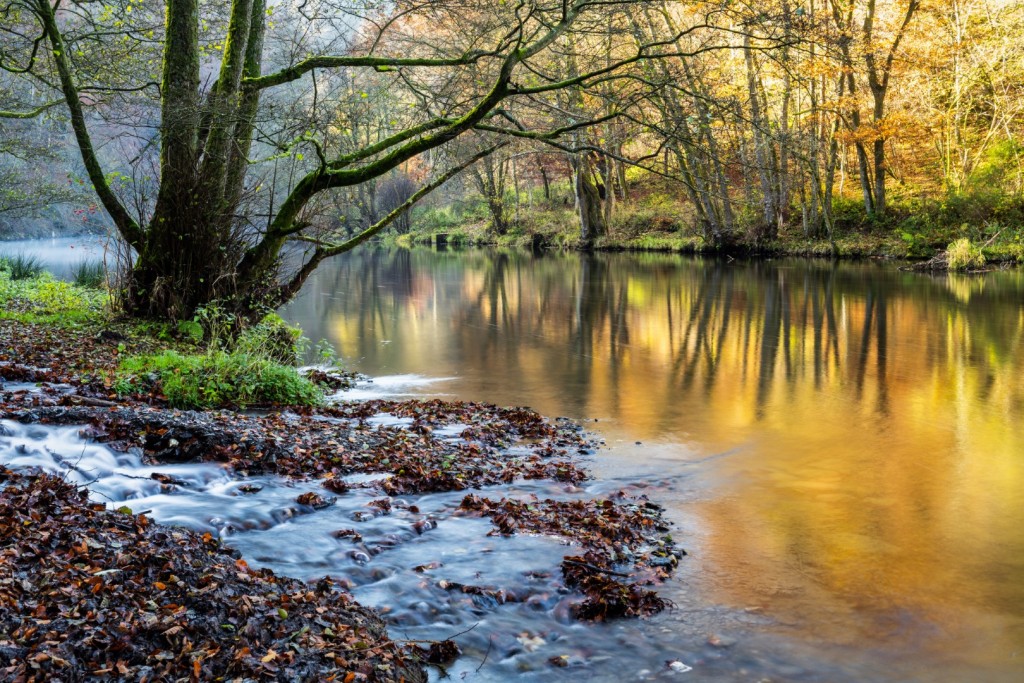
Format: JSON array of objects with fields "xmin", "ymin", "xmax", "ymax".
[
  {"xmin": 562, "ymin": 558, "xmax": 631, "ymax": 578},
  {"xmin": 396, "ymin": 621, "xmax": 480, "ymax": 644},
  {"xmin": 981, "ymin": 228, "xmax": 1004, "ymax": 248},
  {"xmin": 69, "ymin": 395, "xmax": 120, "ymax": 407},
  {"xmin": 475, "ymin": 635, "xmax": 494, "ymax": 673}
]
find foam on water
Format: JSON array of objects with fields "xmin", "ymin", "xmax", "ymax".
[{"xmin": 336, "ymin": 374, "xmax": 455, "ymax": 400}]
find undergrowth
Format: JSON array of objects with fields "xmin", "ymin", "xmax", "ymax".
[
  {"xmin": 72, "ymin": 259, "xmax": 106, "ymax": 288},
  {"xmin": 114, "ymin": 311, "xmax": 331, "ymax": 409},
  {"xmin": 0, "ymin": 270, "xmax": 106, "ymax": 322},
  {"xmin": 946, "ymin": 237, "xmax": 987, "ymax": 271},
  {"xmin": 0, "ymin": 253, "xmax": 45, "ymax": 280},
  {"xmin": 115, "ymin": 350, "xmax": 323, "ymax": 409}
]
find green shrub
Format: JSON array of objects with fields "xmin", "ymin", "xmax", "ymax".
[
  {"xmin": 0, "ymin": 253, "xmax": 45, "ymax": 280},
  {"xmin": 116, "ymin": 350, "xmax": 322, "ymax": 409},
  {"xmin": 946, "ymin": 237, "xmax": 986, "ymax": 271},
  {"xmin": 175, "ymin": 319, "xmax": 205, "ymax": 343},
  {"xmin": 234, "ymin": 313, "xmax": 305, "ymax": 364},
  {"xmin": 191, "ymin": 303, "xmax": 239, "ymax": 349},
  {"xmin": 830, "ymin": 196, "xmax": 870, "ymax": 230},
  {"xmin": 444, "ymin": 229, "xmax": 470, "ymax": 246},
  {"xmin": 898, "ymin": 229, "xmax": 937, "ymax": 258}
]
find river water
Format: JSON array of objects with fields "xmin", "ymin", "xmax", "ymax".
[
  {"xmin": 3, "ymin": 241, "xmax": 1023, "ymax": 680},
  {"xmin": 0, "ymin": 236, "xmax": 110, "ymax": 278},
  {"xmin": 279, "ymin": 247, "xmax": 1024, "ymax": 682}
]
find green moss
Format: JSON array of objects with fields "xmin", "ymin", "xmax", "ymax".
[{"xmin": 115, "ymin": 350, "xmax": 322, "ymax": 409}]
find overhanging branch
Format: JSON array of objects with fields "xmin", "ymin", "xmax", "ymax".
[
  {"xmin": 242, "ymin": 50, "xmax": 494, "ymax": 91},
  {"xmin": 273, "ymin": 143, "xmax": 506, "ymax": 305}
]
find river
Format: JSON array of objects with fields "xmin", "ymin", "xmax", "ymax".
[
  {"xmin": 3, "ymin": 240, "xmax": 1023, "ymax": 680},
  {"xmin": 0, "ymin": 236, "xmax": 109, "ymax": 278},
  {"xmin": 279, "ymin": 246, "xmax": 1024, "ymax": 682}
]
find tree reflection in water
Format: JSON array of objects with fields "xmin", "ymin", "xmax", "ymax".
[{"xmin": 283, "ymin": 247, "xmax": 1024, "ymax": 677}]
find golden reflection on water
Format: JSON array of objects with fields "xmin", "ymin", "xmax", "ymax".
[{"xmin": 283, "ymin": 248, "xmax": 1024, "ymax": 668}]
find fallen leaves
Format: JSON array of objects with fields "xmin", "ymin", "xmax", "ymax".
[
  {"xmin": 0, "ymin": 468, "xmax": 426, "ymax": 682},
  {"xmin": 459, "ymin": 494, "xmax": 683, "ymax": 620},
  {"xmin": 0, "ymin": 314, "xmax": 683, "ymax": 678}
]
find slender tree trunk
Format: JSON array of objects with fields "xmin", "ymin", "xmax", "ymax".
[
  {"xmin": 872, "ymin": 93, "xmax": 887, "ymax": 215},
  {"xmin": 744, "ymin": 35, "xmax": 777, "ymax": 242},
  {"xmin": 849, "ymin": 78, "xmax": 875, "ymax": 214}
]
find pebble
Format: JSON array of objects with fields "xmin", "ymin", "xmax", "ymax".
[
  {"xmin": 516, "ymin": 633, "xmax": 546, "ymax": 651},
  {"xmin": 707, "ymin": 634, "xmax": 737, "ymax": 648}
]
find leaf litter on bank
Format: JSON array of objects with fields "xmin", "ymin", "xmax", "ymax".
[
  {"xmin": 0, "ymin": 467, "xmax": 426, "ymax": 682},
  {"xmin": 5, "ymin": 400, "xmax": 590, "ymax": 495}
]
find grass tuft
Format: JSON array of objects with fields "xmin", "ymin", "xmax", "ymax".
[
  {"xmin": 946, "ymin": 237, "xmax": 986, "ymax": 271},
  {"xmin": 72, "ymin": 260, "xmax": 106, "ymax": 288},
  {"xmin": 0, "ymin": 253, "xmax": 45, "ymax": 280}
]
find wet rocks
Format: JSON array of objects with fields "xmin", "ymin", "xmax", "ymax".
[{"xmin": 295, "ymin": 491, "xmax": 335, "ymax": 509}]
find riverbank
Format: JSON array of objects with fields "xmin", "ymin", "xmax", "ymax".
[
  {"xmin": 392, "ymin": 198, "xmax": 1024, "ymax": 267},
  {"xmin": 0, "ymin": 275, "xmax": 682, "ymax": 680}
]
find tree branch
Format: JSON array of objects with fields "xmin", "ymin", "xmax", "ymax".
[
  {"xmin": 242, "ymin": 50, "xmax": 494, "ymax": 91},
  {"xmin": 0, "ymin": 99, "xmax": 62, "ymax": 118},
  {"xmin": 273, "ymin": 144, "xmax": 505, "ymax": 305},
  {"xmin": 34, "ymin": 0, "xmax": 144, "ymax": 250}
]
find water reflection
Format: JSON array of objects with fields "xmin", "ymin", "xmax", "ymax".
[{"xmin": 283, "ymin": 247, "xmax": 1024, "ymax": 680}]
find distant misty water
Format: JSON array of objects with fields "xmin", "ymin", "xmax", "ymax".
[{"xmin": 0, "ymin": 235, "xmax": 113, "ymax": 278}]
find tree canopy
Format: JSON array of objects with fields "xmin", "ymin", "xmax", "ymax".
[{"xmin": 2, "ymin": 1, "xmax": 1022, "ymax": 318}]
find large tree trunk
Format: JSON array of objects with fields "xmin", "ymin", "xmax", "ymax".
[
  {"xmin": 34, "ymin": 0, "xmax": 605, "ymax": 321},
  {"xmin": 127, "ymin": 0, "xmax": 269, "ymax": 318}
]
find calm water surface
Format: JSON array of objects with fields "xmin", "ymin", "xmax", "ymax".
[
  {"xmin": 281, "ymin": 247, "xmax": 1024, "ymax": 681},
  {"xmin": 0, "ymin": 236, "xmax": 109, "ymax": 277}
]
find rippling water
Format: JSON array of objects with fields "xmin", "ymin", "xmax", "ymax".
[
  {"xmin": 277, "ymin": 247, "xmax": 1024, "ymax": 682},
  {"xmin": 0, "ymin": 412, "xmax": 678, "ymax": 681}
]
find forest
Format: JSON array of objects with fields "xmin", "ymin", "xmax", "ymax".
[{"xmin": 3, "ymin": 0, "xmax": 1021, "ymax": 319}]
